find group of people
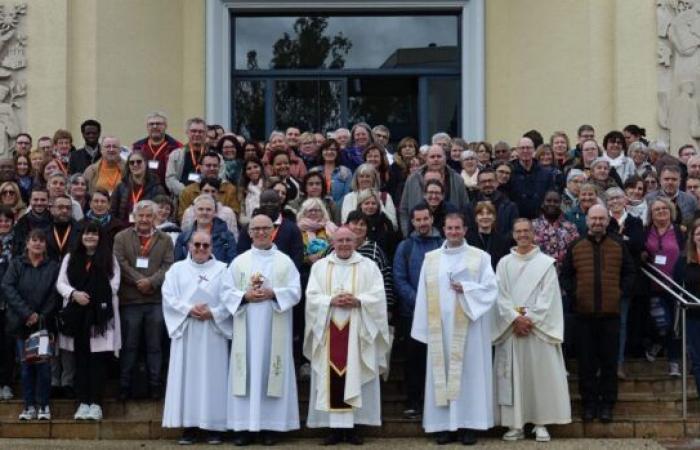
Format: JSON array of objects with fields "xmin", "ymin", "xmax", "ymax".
[{"xmin": 0, "ymin": 115, "xmax": 698, "ymax": 445}]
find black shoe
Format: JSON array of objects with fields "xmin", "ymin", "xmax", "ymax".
[
  {"xmin": 460, "ymin": 429, "xmax": 477, "ymax": 446},
  {"xmin": 435, "ymin": 431, "xmax": 453, "ymax": 445},
  {"xmin": 178, "ymin": 427, "xmax": 198, "ymax": 445},
  {"xmin": 234, "ymin": 431, "xmax": 251, "ymax": 446},
  {"xmin": 62, "ymin": 386, "xmax": 75, "ymax": 399},
  {"xmin": 344, "ymin": 429, "xmax": 363, "ymax": 445},
  {"xmin": 206, "ymin": 431, "xmax": 223, "ymax": 445},
  {"xmin": 261, "ymin": 431, "xmax": 278, "ymax": 446},
  {"xmin": 51, "ymin": 385, "xmax": 63, "ymax": 399},
  {"xmin": 322, "ymin": 430, "xmax": 343, "ymax": 446},
  {"xmin": 582, "ymin": 404, "xmax": 597, "ymax": 422},
  {"xmin": 118, "ymin": 387, "xmax": 130, "ymax": 402},
  {"xmin": 150, "ymin": 385, "xmax": 163, "ymax": 401},
  {"xmin": 599, "ymin": 405, "xmax": 613, "ymax": 423}
]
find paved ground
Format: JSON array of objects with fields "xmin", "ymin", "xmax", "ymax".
[{"xmin": 0, "ymin": 438, "xmax": 669, "ymax": 449}]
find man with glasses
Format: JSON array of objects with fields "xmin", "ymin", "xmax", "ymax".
[
  {"xmin": 177, "ymin": 152, "xmax": 239, "ymax": 222},
  {"xmin": 83, "ymin": 136, "xmax": 125, "ymax": 195},
  {"xmin": 510, "ymin": 137, "xmax": 557, "ymax": 219},
  {"xmin": 463, "ymin": 168, "xmax": 519, "ymax": 235},
  {"xmin": 69, "ymin": 119, "xmax": 102, "ymax": 175},
  {"xmin": 114, "ymin": 200, "xmax": 174, "ymax": 402},
  {"xmin": 133, "ymin": 112, "xmax": 182, "ymax": 193},
  {"xmin": 37, "ymin": 136, "xmax": 53, "ymax": 155},
  {"xmin": 162, "ymin": 230, "xmax": 230, "ymax": 445},
  {"xmin": 372, "ymin": 124, "xmax": 393, "ymax": 161},
  {"xmin": 646, "ymin": 165, "xmax": 697, "ymax": 224},
  {"xmin": 13, "ymin": 132, "xmax": 31, "ymax": 157},
  {"xmin": 223, "ymin": 214, "xmax": 301, "ymax": 446}
]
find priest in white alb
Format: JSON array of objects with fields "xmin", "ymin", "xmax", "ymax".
[
  {"xmin": 411, "ymin": 212, "xmax": 497, "ymax": 446},
  {"xmin": 493, "ymin": 218, "xmax": 571, "ymax": 443},
  {"xmin": 222, "ymin": 214, "xmax": 301, "ymax": 446},
  {"xmin": 304, "ymin": 226, "xmax": 390, "ymax": 446},
  {"xmin": 161, "ymin": 231, "xmax": 231, "ymax": 446}
]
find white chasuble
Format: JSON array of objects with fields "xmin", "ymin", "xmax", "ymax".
[
  {"xmin": 222, "ymin": 245, "xmax": 301, "ymax": 431},
  {"xmin": 492, "ymin": 247, "xmax": 571, "ymax": 429},
  {"xmin": 411, "ymin": 241, "xmax": 497, "ymax": 433},
  {"xmin": 162, "ymin": 257, "xmax": 231, "ymax": 431},
  {"xmin": 304, "ymin": 251, "xmax": 390, "ymax": 428}
]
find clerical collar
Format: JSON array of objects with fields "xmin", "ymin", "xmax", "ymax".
[
  {"xmin": 511, "ymin": 245, "xmax": 539, "ymax": 260},
  {"xmin": 329, "ymin": 250, "xmax": 362, "ymax": 264},
  {"xmin": 442, "ymin": 240, "xmax": 468, "ymax": 254},
  {"xmin": 251, "ymin": 244, "xmax": 276, "ymax": 254}
]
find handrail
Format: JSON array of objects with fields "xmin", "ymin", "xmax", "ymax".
[{"xmin": 640, "ymin": 262, "xmax": 700, "ymax": 419}]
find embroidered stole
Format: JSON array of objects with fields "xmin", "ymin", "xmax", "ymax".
[{"xmin": 231, "ymin": 251, "xmax": 288, "ymax": 398}]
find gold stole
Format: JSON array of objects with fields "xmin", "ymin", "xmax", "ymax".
[
  {"xmin": 231, "ymin": 251, "xmax": 288, "ymax": 398},
  {"xmin": 425, "ymin": 250, "xmax": 471, "ymax": 407},
  {"xmin": 325, "ymin": 261, "xmax": 357, "ymax": 410}
]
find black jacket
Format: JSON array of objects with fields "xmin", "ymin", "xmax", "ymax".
[
  {"xmin": 509, "ymin": 160, "xmax": 556, "ymax": 219},
  {"xmin": 110, "ymin": 176, "xmax": 166, "ymax": 223},
  {"xmin": 463, "ymin": 190, "xmax": 520, "ymax": 236},
  {"xmin": 466, "ymin": 229, "xmax": 511, "ymax": 270},
  {"xmin": 2, "ymin": 256, "xmax": 60, "ymax": 337},
  {"xmin": 12, "ymin": 211, "xmax": 52, "ymax": 257},
  {"xmin": 69, "ymin": 145, "xmax": 101, "ymax": 175}
]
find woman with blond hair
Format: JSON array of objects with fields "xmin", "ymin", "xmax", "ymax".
[
  {"xmin": 297, "ymin": 197, "xmax": 337, "ymax": 268},
  {"xmin": 0, "ymin": 181, "xmax": 25, "ymax": 220},
  {"xmin": 341, "ymin": 163, "xmax": 397, "ymax": 229},
  {"xmin": 387, "ymin": 136, "xmax": 419, "ymax": 205}
]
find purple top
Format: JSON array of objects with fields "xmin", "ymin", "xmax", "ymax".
[{"xmin": 645, "ymin": 225, "xmax": 680, "ymax": 289}]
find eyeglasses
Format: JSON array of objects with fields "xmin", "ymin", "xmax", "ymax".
[
  {"xmin": 147, "ymin": 122, "xmax": 165, "ymax": 127},
  {"xmin": 250, "ymin": 226, "xmax": 273, "ymax": 233},
  {"xmin": 192, "ymin": 242, "xmax": 211, "ymax": 249},
  {"xmin": 0, "ymin": 190, "xmax": 14, "ymax": 196},
  {"xmin": 128, "ymin": 160, "xmax": 144, "ymax": 166},
  {"xmin": 496, "ymin": 170, "xmax": 511, "ymax": 175}
]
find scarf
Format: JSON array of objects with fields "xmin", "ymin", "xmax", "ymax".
[
  {"xmin": 224, "ymin": 159, "xmax": 243, "ymax": 185},
  {"xmin": 85, "ymin": 210, "xmax": 112, "ymax": 227},
  {"xmin": 66, "ymin": 253, "xmax": 114, "ymax": 336},
  {"xmin": 297, "ymin": 217, "xmax": 338, "ymax": 237}
]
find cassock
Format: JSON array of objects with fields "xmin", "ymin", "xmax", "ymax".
[
  {"xmin": 411, "ymin": 241, "xmax": 497, "ymax": 433},
  {"xmin": 492, "ymin": 247, "xmax": 571, "ymax": 428},
  {"xmin": 162, "ymin": 257, "xmax": 231, "ymax": 431},
  {"xmin": 304, "ymin": 251, "xmax": 390, "ymax": 428},
  {"xmin": 223, "ymin": 245, "xmax": 301, "ymax": 431}
]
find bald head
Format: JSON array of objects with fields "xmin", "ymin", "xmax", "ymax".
[
  {"xmin": 189, "ymin": 230, "xmax": 212, "ymax": 263},
  {"xmin": 426, "ymin": 145, "xmax": 446, "ymax": 171},
  {"xmin": 333, "ymin": 226, "xmax": 357, "ymax": 259},
  {"xmin": 518, "ymin": 137, "xmax": 535, "ymax": 164},
  {"xmin": 586, "ymin": 204, "xmax": 609, "ymax": 237},
  {"xmin": 249, "ymin": 213, "xmax": 274, "ymax": 249}
]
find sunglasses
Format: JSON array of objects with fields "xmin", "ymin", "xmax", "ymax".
[
  {"xmin": 1, "ymin": 190, "xmax": 14, "ymax": 196},
  {"xmin": 129, "ymin": 160, "xmax": 144, "ymax": 166},
  {"xmin": 193, "ymin": 242, "xmax": 210, "ymax": 249}
]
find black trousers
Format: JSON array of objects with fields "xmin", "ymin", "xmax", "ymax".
[
  {"xmin": 576, "ymin": 316, "xmax": 619, "ymax": 408},
  {"xmin": 400, "ymin": 316, "xmax": 426, "ymax": 409},
  {"xmin": 74, "ymin": 331, "xmax": 109, "ymax": 405},
  {"xmin": 0, "ymin": 311, "xmax": 15, "ymax": 386}
]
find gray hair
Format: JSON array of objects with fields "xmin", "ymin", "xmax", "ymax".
[
  {"xmin": 185, "ymin": 117, "xmax": 206, "ymax": 130},
  {"xmin": 372, "ymin": 124, "xmax": 390, "ymax": 137},
  {"xmin": 431, "ymin": 132, "xmax": 451, "ymax": 144},
  {"xmin": 604, "ymin": 187, "xmax": 625, "ymax": 200},
  {"xmin": 193, "ymin": 194, "xmax": 217, "ymax": 210},
  {"xmin": 461, "ymin": 150, "xmax": 477, "ymax": 160},
  {"xmin": 419, "ymin": 144, "xmax": 431, "ymax": 155},
  {"xmin": 590, "ymin": 157, "xmax": 610, "ymax": 169},
  {"xmin": 567, "ymin": 169, "xmax": 586, "ymax": 183},
  {"xmin": 334, "ymin": 127, "xmax": 350, "ymax": 137},
  {"xmin": 47, "ymin": 172, "xmax": 68, "ymax": 183},
  {"xmin": 628, "ymin": 141, "xmax": 648, "ymax": 154},
  {"xmin": 648, "ymin": 140, "xmax": 668, "ymax": 154},
  {"xmin": 133, "ymin": 199, "xmax": 157, "ymax": 214},
  {"xmin": 268, "ymin": 130, "xmax": 285, "ymax": 141},
  {"xmin": 146, "ymin": 111, "xmax": 168, "ymax": 124},
  {"xmin": 297, "ymin": 197, "xmax": 330, "ymax": 222},
  {"xmin": 350, "ymin": 163, "xmax": 380, "ymax": 191}
]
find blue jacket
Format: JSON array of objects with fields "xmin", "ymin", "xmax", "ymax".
[
  {"xmin": 510, "ymin": 160, "xmax": 556, "ymax": 219},
  {"xmin": 311, "ymin": 164, "xmax": 352, "ymax": 204},
  {"xmin": 174, "ymin": 217, "xmax": 237, "ymax": 264},
  {"xmin": 393, "ymin": 229, "xmax": 443, "ymax": 318}
]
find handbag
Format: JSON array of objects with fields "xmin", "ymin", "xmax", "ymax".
[
  {"xmin": 57, "ymin": 301, "xmax": 84, "ymax": 337},
  {"xmin": 22, "ymin": 319, "xmax": 55, "ymax": 365}
]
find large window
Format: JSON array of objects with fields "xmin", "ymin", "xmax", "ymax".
[{"xmin": 231, "ymin": 13, "xmax": 461, "ymax": 143}]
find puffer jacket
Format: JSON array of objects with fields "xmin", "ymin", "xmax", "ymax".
[
  {"xmin": 2, "ymin": 256, "xmax": 60, "ymax": 337},
  {"xmin": 393, "ymin": 228, "xmax": 443, "ymax": 318},
  {"xmin": 174, "ymin": 217, "xmax": 236, "ymax": 264}
]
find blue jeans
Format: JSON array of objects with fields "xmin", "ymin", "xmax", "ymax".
[
  {"xmin": 16, "ymin": 339, "xmax": 51, "ymax": 408},
  {"xmin": 618, "ymin": 297, "xmax": 630, "ymax": 364},
  {"xmin": 650, "ymin": 294, "xmax": 681, "ymax": 362}
]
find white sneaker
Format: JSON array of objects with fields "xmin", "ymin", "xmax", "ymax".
[
  {"xmin": 502, "ymin": 428, "xmax": 524, "ymax": 441},
  {"xmin": 670, "ymin": 362, "xmax": 682, "ymax": 377},
  {"xmin": 0, "ymin": 385, "xmax": 13, "ymax": 400},
  {"xmin": 533, "ymin": 425, "xmax": 551, "ymax": 442},
  {"xmin": 37, "ymin": 405, "xmax": 51, "ymax": 420},
  {"xmin": 646, "ymin": 344, "xmax": 663, "ymax": 362},
  {"xmin": 87, "ymin": 403, "xmax": 103, "ymax": 421},
  {"xmin": 74, "ymin": 403, "xmax": 90, "ymax": 420},
  {"xmin": 18, "ymin": 405, "xmax": 36, "ymax": 420}
]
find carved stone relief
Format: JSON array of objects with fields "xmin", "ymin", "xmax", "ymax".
[
  {"xmin": 657, "ymin": 0, "xmax": 700, "ymax": 153},
  {"xmin": 0, "ymin": 3, "xmax": 26, "ymax": 160}
]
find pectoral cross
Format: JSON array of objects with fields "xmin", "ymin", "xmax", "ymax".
[{"xmin": 197, "ymin": 274, "xmax": 209, "ymax": 284}]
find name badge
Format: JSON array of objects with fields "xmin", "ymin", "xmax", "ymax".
[
  {"xmin": 187, "ymin": 173, "xmax": 201, "ymax": 183},
  {"xmin": 136, "ymin": 257, "xmax": 149, "ymax": 269},
  {"xmin": 654, "ymin": 255, "xmax": 667, "ymax": 265},
  {"xmin": 148, "ymin": 160, "xmax": 159, "ymax": 170},
  {"xmin": 128, "ymin": 213, "xmax": 135, "ymax": 223}
]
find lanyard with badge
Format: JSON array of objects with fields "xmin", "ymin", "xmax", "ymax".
[
  {"xmin": 146, "ymin": 141, "xmax": 167, "ymax": 170},
  {"xmin": 654, "ymin": 227, "xmax": 669, "ymax": 266},
  {"xmin": 136, "ymin": 235, "xmax": 153, "ymax": 269},
  {"xmin": 53, "ymin": 225, "xmax": 72, "ymax": 255},
  {"xmin": 128, "ymin": 186, "xmax": 145, "ymax": 223},
  {"xmin": 187, "ymin": 147, "xmax": 202, "ymax": 183}
]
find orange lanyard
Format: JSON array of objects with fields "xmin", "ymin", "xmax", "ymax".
[
  {"xmin": 189, "ymin": 147, "xmax": 201, "ymax": 172},
  {"xmin": 139, "ymin": 235, "xmax": 153, "ymax": 257},
  {"xmin": 53, "ymin": 225, "xmax": 71, "ymax": 253},
  {"xmin": 147, "ymin": 140, "xmax": 167, "ymax": 160},
  {"xmin": 131, "ymin": 185, "xmax": 144, "ymax": 205},
  {"xmin": 55, "ymin": 158, "xmax": 67, "ymax": 175},
  {"xmin": 325, "ymin": 172, "xmax": 332, "ymax": 193},
  {"xmin": 271, "ymin": 219, "xmax": 282, "ymax": 242}
]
